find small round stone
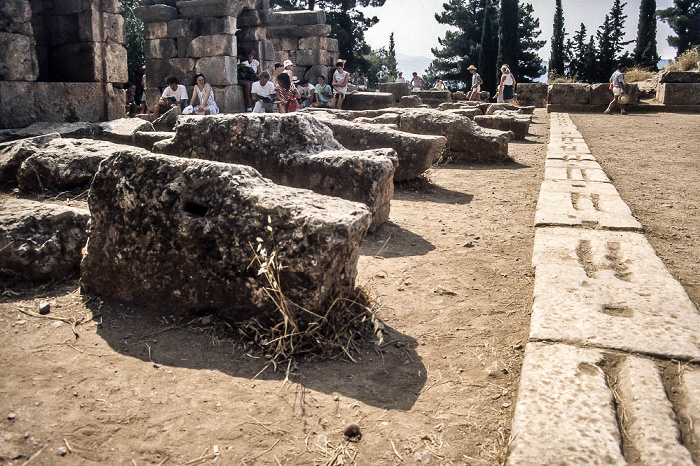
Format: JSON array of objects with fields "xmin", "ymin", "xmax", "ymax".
[
  {"xmin": 57, "ymin": 446, "xmax": 68, "ymax": 456},
  {"xmin": 343, "ymin": 422, "xmax": 361, "ymax": 439},
  {"xmin": 7, "ymin": 413, "xmax": 16, "ymax": 420}
]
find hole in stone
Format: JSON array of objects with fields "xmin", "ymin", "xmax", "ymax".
[
  {"xmin": 599, "ymin": 304, "xmax": 634, "ymax": 318},
  {"xmin": 577, "ymin": 362, "xmax": 599, "ymax": 376},
  {"xmin": 183, "ymin": 201, "xmax": 208, "ymax": 217}
]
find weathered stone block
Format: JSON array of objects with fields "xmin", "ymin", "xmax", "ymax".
[
  {"xmin": 106, "ymin": 41, "xmax": 129, "ymax": 83},
  {"xmin": 99, "ymin": 118, "xmax": 155, "ymax": 145},
  {"xmin": 398, "ymin": 109, "xmax": 510, "ymax": 163},
  {"xmin": 547, "ymin": 83, "xmax": 591, "ymax": 105},
  {"xmin": 445, "ymin": 108, "xmax": 481, "ymax": 119},
  {"xmin": 270, "ymin": 36, "xmax": 297, "ymax": 52},
  {"xmin": 187, "ymin": 16, "xmax": 237, "ymax": 36},
  {"xmin": 134, "ymin": 131, "xmax": 174, "ymax": 150},
  {"xmin": 0, "ymin": 32, "xmax": 38, "ymax": 81},
  {"xmin": 658, "ymin": 70, "xmax": 700, "ymax": 83},
  {"xmin": 0, "ymin": 0, "xmax": 31, "ymax": 26},
  {"xmin": 196, "ymin": 56, "xmax": 238, "ymax": 86},
  {"xmin": 211, "ymin": 85, "xmax": 245, "ymax": 113},
  {"xmin": 379, "ymin": 82, "xmax": 411, "ymax": 103},
  {"xmin": 144, "ymin": 21, "xmax": 168, "ymax": 39},
  {"xmin": 102, "ymin": 0, "xmax": 121, "ymax": 13},
  {"xmin": 176, "ymin": 36, "xmax": 191, "ymax": 57},
  {"xmin": 80, "ymin": 150, "xmax": 372, "ymax": 320},
  {"xmin": 145, "ymin": 38, "xmax": 178, "ymax": 59},
  {"xmin": 176, "ymin": 0, "xmax": 251, "ymax": 18},
  {"xmin": 146, "ymin": 87, "xmax": 164, "ymax": 112},
  {"xmin": 656, "ymin": 83, "xmax": 700, "ymax": 105},
  {"xmin": 0, "ymin": 133, "xmax": 60, "ymax": 186},
  {"xmin": 266, "ymin": 24, "xmax": 331, "ymax": 39},
  {"xmin": 411, "ymin": 90, "xmax": 451, "ymax": 107},
  {"xmin": 103, "ymin": 12, "xmax": 126, "ymax": 43},
  {"xmin": 0, "ymin": 82, "xmax": 36, "ymax": 129},
  {"xmin": 265, "ymin": 10, "xmax": 325, "ymax": 26},
  {"xmin": 146, "ymin": 58, "xmax": 196, "ymax": 87},
  {"xmin": 238, "ymin": 26, "xmax": 266, "ymax": 43},
  {"xmin": 1, "ymin": 121, "xmax": 95, "ymax": 141},
  {"xmin": 49, "ymin": 42, "xmax": 100, "ymax": 82},
  {"xmin": 77, "ymin": 9, "xmax": 101, "ymax": 42},
  {"xmin": 34, "ymin": 83, "xmax": 105, "ymax": 123},
  {"xmin": 400, "ymin": 95, "xmax": 422, "ymax": 108},
  {"xmin": 303, "ymin": 64, "xmax": 331, "ymax": 84},
  {"xmin": 0, "ymin": 199, "xmax": 90, "ymax": 283},
  {"xmin": 155, "ymin": 114, "xmax": 396, "ymax": 229},
  {"xmin": 186, "ymin": 34, "xmax": 236, "ymax": 57},
  {"xmin": 106, "ymin": 83, "xmax": 127, "ymax": 121},
  {"xmin": 327, "ymin": 38, "xmax": 338, "ymax": 52},
  {"xmin": 474, "ymin": 115, "xmax": 529, "ymax": 140},
  {"xmin": 342, "ymin": 92, "xmax": 395, "ymax": 111},
  {"xmin": 167, "ymin": 18, "xmax": 187, "ymax": 37},
  {"xmin": 515, "ymin": 82, "xmax": 548, "ymax": 107},
  {"xmin": 238, "ymin": 9, "xmax": 262, "ymax": 28},
  {"xmin": 314, "ymin": 116, "xmax": 446, "ymax": 181},
  {"xmin": 299, "ymin": 36, "xmax": 327, "ymax": 50},
  {"xmin": 17, "ymin": 139, "xmax": 124, "ymax": 192},
  {"xmin": 135, "ymin": 4, "xmax": 178, "ymax": 22},
  {"xmin": 47, "ymin": 14, "xmax": 79, "ymax": 45}
]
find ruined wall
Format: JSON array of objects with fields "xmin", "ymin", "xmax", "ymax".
[
  {"xmin": 136, "ymin": 0, "xmax": 338, "ymax": 113},
  {"xmin": 0, "ymin": 0, "xmax": 128, "ymax": 129}
]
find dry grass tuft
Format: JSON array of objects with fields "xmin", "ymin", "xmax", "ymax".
[
  {"xmin": 665, "ymin": 47, "xmax": 700, "ymax": 71},
  {"xmin": 547, "ymin": 73, "xmax": 575, "ymax": 84},
  {"xmin": 625, "ymin": 67, "xmax": 656, "ymax": 82}
]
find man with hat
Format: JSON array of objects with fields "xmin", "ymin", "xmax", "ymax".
[
  {"xmin": 283, "ymin": 59, "xmax": 295, "ymax": 82},
  {"xmin": 605, "ymin": 64, "xmax": 628, "ymax": 115},
  {"xmin": 468, "ymin": 65, "xmax": 483, "ymax": 101}
]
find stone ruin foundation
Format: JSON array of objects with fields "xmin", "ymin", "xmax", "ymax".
[
  {"xmin": 0, "ymin": 0, "xmax": 128, "ymax": 129},
  {"xmin": 136, "ymin": 0, "xmax": 338, "ymax": 113}
]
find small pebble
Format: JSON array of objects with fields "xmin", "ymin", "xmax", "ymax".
[
  {"xmin": 38, "ymin": 302, "xmax": 51, "ymax": 315},
  {"xmin": 7, "ymin": 413, "xmax": 16, "ymax": 420},
  {"xmin": 57, "ymin": 446, "xmax": 68, "ymax": 456},
  {"xmin": 343, "ymin": 422, "xmax": 361, "ymax": 439}
]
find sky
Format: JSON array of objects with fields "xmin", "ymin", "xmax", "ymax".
[{"xmin": 360, "ymin": 0, "xmax": 677, "ymax": 74}]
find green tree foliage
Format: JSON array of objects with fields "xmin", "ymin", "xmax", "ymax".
[
  {"xmin": 657, "ymin": 0, "xmax": 700, "ymax": 56},
  {"xmin": 388, "ymin": 32, "xmax": 397, "ymax": 74},
  {"xmin": 270, "ymin": 0, "xmax": 387, "ymax": 72},
  {"xmin": 361, "ymin": 46, "xmax": 394, "ymax": 86},
  {"xmin": 568, "ymin": 23, "xmax": 589, "ymax": 80},
  {"xmin": 634, "ymin": 0, "xmax": 660, "ymax": 68},
  {"xmin": 549, "ymin": 0, "xmax": 566, "ymax": 77},
  {"xmin": 498, "ymin": 0, "xmax": 519, "ymax": 73},
  {"xmin": 120, "ymin": 0, "xmax": 144, "ymax": 87},
  {"xmin": 595, "ymin": 0, "xmax": 633, "ymax": 82},
  {"xmin": 431, "ymin": 0, "xmax": 543, "ymax": 88},
  {"xmin": 478, "ymin": 0, "xmax": 499, "ymax": 93}
]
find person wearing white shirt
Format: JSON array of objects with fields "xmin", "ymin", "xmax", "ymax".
[
  {"xmin": 605, "ymin": 64, "xmax": 628, "ymax": 115},
  {"xmin": 251, "ymin": 71, "xmax": 276, "ymax": 113},
  {"xmin": 396, "ymin": 72, "xmax": 406, "ymax": 83},
  {"xmin": 242, "ymin": 50, "xmax": 260, "ymax": 77},
  {"xmin": 154, "ymin": 76, "xmax": 188, "ymax": 119}
]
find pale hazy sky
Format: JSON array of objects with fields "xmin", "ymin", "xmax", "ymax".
[{"xmin": 361, "ymin": 0, "xmax": 677, "ymax": 61}]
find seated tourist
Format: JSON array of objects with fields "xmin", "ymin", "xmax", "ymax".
[
  {"xmin": 275, "ymin": 72, "xmax": 300, "ymax": 113},
  {"xmin": 432, "ymin": 77, "xmax": 446, "ymax": 91},
  {"xmin": 251, "ymin": 71, "xmax": 276, "ymax": 113},
  {"xmin": 312, "ymin": 75, "xmax": 333, "ymax": 108},
  {"xmin": 125, "ymin": 83, "xmax": 137, "ymax": 117},
  {"xmin": 154, "ymin": 76, "xmax": 188, "ymax": 119},
  {"xmin": 297, "ymin": 79, "xmax": 316, "ymax": 108},
  {"xmin": 189, "ymin": 73, "xmax": 219, "ymax": 115},
  {"xmin": 386, "ymin": 70, "xmax": 396, "ymax": 83},
  {"xmin": 282, "ymin": 59, "xmax": 295, "ymax": 81},
  {"xmin": 357, "ymin": 73, "xmax": 367, "ymax": 90}
]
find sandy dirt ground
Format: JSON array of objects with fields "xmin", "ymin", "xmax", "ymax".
[{"xmin": 1, "ymin": 108, "xmax": 696, "ymax": 465}]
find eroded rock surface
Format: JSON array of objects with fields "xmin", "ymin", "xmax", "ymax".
[
  {"xmin": 0, "ymin": 199, "xmax": 90, "ymax": 283},
  {"xmin": 99, "ymin": 118, "xmax": 155, "ymax": 145},
  {"xmin": 81, "ymin": 150, "xmax": 372, "ymax": 321},
  {"xmin": 0, "ymin": 133, "xmax": 60, "ymax": 187},
  {"xmin": 0, "ymin": 122, "xmax": 95, "ymax": 144},
  {"xmin": 474, "ymin": 115, "xmax": 530, "ymax": 140}
]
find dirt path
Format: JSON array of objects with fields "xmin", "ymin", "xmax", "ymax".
[{"xmin": 0, "ymin": 113, "xmax": 550, "ymax": 465}]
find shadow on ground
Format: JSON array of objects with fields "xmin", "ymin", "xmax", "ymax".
[
  {"xmin": 360, "ymin": 221, "xmax": 436, "ymax": 258},
  {"xmin": 89, "ymin": 298, "xmax": 427, "ymax": 411}
]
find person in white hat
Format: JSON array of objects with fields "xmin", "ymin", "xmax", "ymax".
[
  {"xmin": 467, "ymin": 65, "xmax": 483, "ymax": 101},
  {"xmin": 283, "ymin": 59, "xmax": 295, "ymax": 82},
  {"xmin": 605, "ymin": 64, "xmax": 628, "ymax": 115}
]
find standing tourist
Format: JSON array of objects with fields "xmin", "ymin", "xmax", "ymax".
[
  {"xmin": 188, "ymin": 73, "xmax": 219, "ymax": 115},
  {"xmin": 411, "ymin": 72, "xmax": 423, "ymax": 90},
  {"xmin": 495, "ymin": 65, "xmax": 517, "ymax": 103},
  {"xmin": 330, "ymin": 60, "xmax": 349, "ymax": 110},
  {"xmin": 376, "ymin": 65, "xmax": 387, "ymax": 83},
  {"xmin": 468, "ymin": 65, "xmax": 483, "ymax": 101},
  {"xmin": 605, "ymin": 64, "xmax": 628, "ymax": 115}
]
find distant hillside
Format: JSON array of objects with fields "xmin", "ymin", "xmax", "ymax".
[{"xmin": 395, "ymin": 52, "xmax": 433, "ymax": 76}]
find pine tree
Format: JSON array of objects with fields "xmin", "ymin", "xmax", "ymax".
[
  {"xmin": 516, "ymin": 2, "xmax": 546, "ymax": 82},
  {"xmin": 568, "ymin": 23, "xmax": 588, "ymax": 80},
  {"xmin": 478, "ymin": 0, "xmax": 499, "ymax": 94},
  {"xmin": 549, "ymin": 0, "xmax": 566, "ymax": 77},
  {"xmin": 634, "ymin": 0, "xmax": 660, "ymax": 68},
  {"xmin": 596, "ymin": 0, "xmax": 633, "ymax": 81},
  {"xmin": 498, "ymin": 0, "xmax": 519, "ymax": 74},
  {"xmin": 657, "ymin": 0, "xmax": 700, "ymax": 56},
  {"xmin": 582, "ymin": 35, "xmax": 599, "ymax": 83}
]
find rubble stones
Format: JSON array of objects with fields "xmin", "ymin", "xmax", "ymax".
[
  {"xmin": 0, "ymin": 122, "xmax": 95, "ymax": 144},
  {"xmin": 342, "ymin": 92, "xmax": 395, "ymax": 111},
  {"xmin": 134, "ymin": 131, "xmax": 175, "ymax": 150},
  {"xmin": 400, "ymin": 95, "xmax": 423, "ymax": 108},
  {"xmin": 80, "ymin": 150, "xmax": 372, "ymax": 321},
  {"xmin": 0, "ymin": 199, "xmax": 90, "ymax": 283},
  {"xmin": 473, "ymin": 115, "xmax": 530, "ymax": 140},
  {"xmin": 0, "ymin": 133, "xmax": 60, "ymax": 186}
]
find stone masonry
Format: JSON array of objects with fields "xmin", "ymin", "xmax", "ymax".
[{"xmin": 136, "ymin": 0, "xmax": 338, "ymax": 113}]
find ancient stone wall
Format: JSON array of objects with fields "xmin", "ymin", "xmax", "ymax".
[
  {"xmin": 0, "ymin": 0, "xmax": 128, "ymax": 128},
  {"xmin": 136, "ymin": 0, "xmax": 338, "ymax": 113}
]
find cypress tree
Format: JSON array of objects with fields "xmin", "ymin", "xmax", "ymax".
[
  {"xmin": 549, "ymin": 0, "xmax": 566, "ymax": 77},
  {"xmin": 657, "ymin": 0, "xmax": 700, "ymax": 56},
  {"xmin": 569, "ymin": 23, "xmax": 588, "ymax": 80},
  {"xmin": 634, "ymin": 0, "xmax": 660, "ymax": 68},
  {"xmin": 478, "ymin": 0, "xmax": 498, "ymax": 94},
  {"xmin": 498, "ymin": 0, "xmax": 519, "ymax": 75},
  {"xmin": 388, "ymin": 32, "xmax": 397, "ymax": 74}
]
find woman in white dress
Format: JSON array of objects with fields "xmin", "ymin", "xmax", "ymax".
[
  {"xmin": 330, "ymin": 60, "xmax": 349, "ymax": 110},
  {"xmin": 189, "ymin": 73, "xmax": 219, "ymax": 115}
]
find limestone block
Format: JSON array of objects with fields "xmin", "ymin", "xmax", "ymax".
[
  {"xmin": 0, "ymin": 133, "xmax": 60, "ymax": 186},
  {"xmin": 2, "ymin": 121, "xmax": 95, "ymax": 141},
  {"xmin": 547, "ymin": 83, "xmax": 591, "ymax": 105},
  {"xmin": 0, "ymin": 199, "xmax": 90, "ymax": 283},
  {"xmin": 658, "ymin": 70, "xmax": 700, "ymax": 83},
  {"xmin": 304, "ymin": 64, "xmax": 331, "ymax": 84},
  {"xmin": 445, "ymin": 108, "xmax": 481, "ymax": 119},
  {"xmin": 379, "ymin": 82, "xmax": 411, "ymax": 103},
  {"xmin": 263, "ymin": 40, "xmax": 275, "ymax": 61},
  {"xmin": 47, "ymin": 14, "xmax": 80, "ymax": 45},
  {"xmin": 80, "ymin": 150, "xmax": 372, "ymax": 320},
  {"xmin": 657, "ymin": 83, "xmax": 700, "ymax": 105},
  {"xmin": 145, "ymin": 38, "xmax": 178, "ymax": 59},
  {"xmin": 508, "ymin": 343, "xmax": 624, "ymax": 465},
  {"xmin": 474, "ymin": 115, "xmax": 530, "ymax": 140},
  {"xmin": 238, "ymin": 26, "xmax": 267, "ymax": 43},
  {"xmin": 99, "ymin": 118, "xmax": 155, "ymax": 145},
  {"xmin": 299, "ymin": 36, "xmax": 327, "ymax": 50},
  {"xmin": 152, "ymin": 107, "xmax": 180, "ymax": 131},
  {"xmin": 438, "ymin": 102, "xmax": 480, "ymax": 111},
  {"xmin": 342, "ymin": 92, "xmax": 394, "ymax": 111},
  {"xmin": 544, "ymin": 166, "xmax": 610, "ymax": 183},
  {"xmin": 155, "ymin": 114, "xmax": 396, "ymax": 230},
  {"xmin": 265, "ymin": 10, "xmax": 325, "ymax": 26},
  {"xmin": 102, "ymin": 0, "xmax": 121, "ymax": 13},
  {"xmin": 546, "ymin": 141, "xmax": 593, "ymax": 159},
  {"xmin": 187, "ymin": 16, "xmax": 237, "ymax": 36},
  {"xmin": 0, "ymin": 82, "xmax": 36, "ymax": 129},
  {"xmin": 615, "ymin": 357, "xmax": 694, "ymax": 464},
  {"xmin": 146, "ymin": 58, "xmax": 196, "ymax": 87},
  {"xmin": 54, "ymin": 0, "xmax": 101, "ymax": 14},
  {"xmin": 271, "ymin": 36, "xmax": 298, "ymax": 52},
  {"xmin": 186, "ymin": 34, "xmax": 236, "ymax": 58},
  {"xmin": 145, "ymin": 21, "xmax": 168, "ymax": 39},
  {"xmin": 535, "ymin": 179, "xmax": 641, "ymax": 230},
  {"xmin": 484, "ymin": 103, "xmax": 518, "ymax": 114},
  {"xmin": 679, "ymin": 368, "xmax": 700, "ymax": 451},
  {"xmin": 17, "ymin": 139, "xmax": 124, "ymax": 192},
  {"xmin": 134, "ymin": 131, "xmax": 174, "ymax": 150},
  {"xmin": 196, "ymin": 56, "xmax": 238, "ymax": 86},
  {"xmin": 105, "ymin": 41, "xmax": 129, "ymax": 83},
  {"xmin": 176, "ymin": 36, "xmax": 191, "ymax": 57},
  {"xmin": 399, "ymin": 95, "xmax": 422, "ymax": 108},
  {"xmin": 33, "ymin": 83, "xmax": 105, "ymax": 123},
  {"xmin": 135, "ymin": 4, "xmax": 178, "ymax": 22},
  {"xmin": 266, "ymin": 24, "xmax": 332, "ymax": 39},
  {"xmin": 516, "ymin": 82, "xmax": 548, "ymax": 107},
  {"xmin": 0, "ymin": 0, "xmax": 31, "ymax": 26},
  {"xmin": 238, "ymin": 9, "xmax": 262, "ymax": 28},
  {"xmin": 398, "ymin": 109, "xmax": 510, "ymax": 163},
  {"xmin": 77, "ymin": 9, "xmax": 102, "ymax": 42},
  {"xmin": 327, "ymin": 38, "xmax": 338, "ymax": 52},
  {"xmin": 238, "ymin": 40, "xmax": 264, "ymax": 62},
  {"xmin": 103, "ymin": 12, "xmax": 126, "ymax": 43},
  {"xmin": 176, "ymin": 0, "xmax": 250, "ymax": 18},
  {"xmin": 167, "ymin": 18, "xmax": 187, "ymax": 38},
  {"xmin": 49, "ymin": 42, "xmax": 101, "ymax": 82},
  {"xmin": 531, "ymin": 228, "xmax": 700, "ymax": 361},
  {"xmin": 0, "ymin": 32, "xmax": 38, "ymax": 81},
  {"xmin": 105, "ymin": 83, "xmax": 127, "ymax": 121},
  {"xmin": 211, "ymin": 85, "xmax": 245, "ymax": 113},
  {"xmin": 145, "ymin": 87, "xmax": 164, "ymax": 111},
  {"xmin": 544, "ymin": 158, "xmax": 603, "ymax": 171},
  {"xmin": 314, "ymin": 116, "xmax": 446, "ymax": 181}
]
